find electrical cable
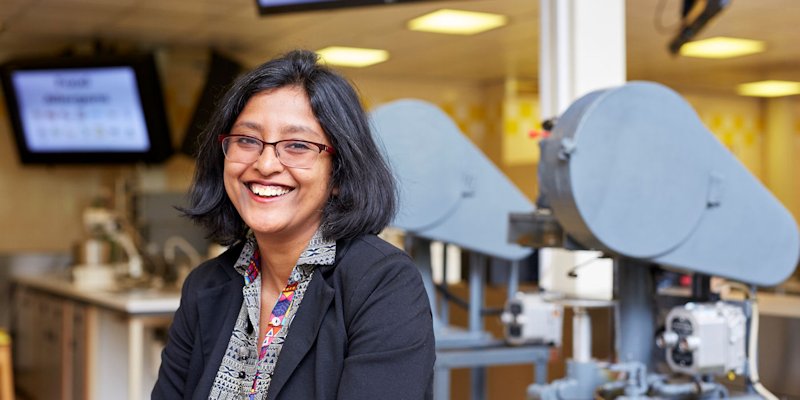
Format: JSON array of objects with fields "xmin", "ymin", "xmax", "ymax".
[
  {"xmin": 434, "ymin": 283, "xmax": 504, "ymax": 316},
  {"xmin": 722, "ymin": 282, "xmax": 779, "ymax": 400},
  {"xmin": 747, "ymin": 292, "xmax": 779, "ymax": 400},
  {"xmin": 567, "ymin": 254, "xmax": 602, "ymax": 278}
]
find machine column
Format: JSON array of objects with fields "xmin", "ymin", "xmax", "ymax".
[{"xmin": 614, "ymin": 258, "xmax": 656, "ymax": 369}]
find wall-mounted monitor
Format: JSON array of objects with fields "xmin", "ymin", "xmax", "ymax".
[
  {"xmin": 255, "ymin": 0, "xmax": 430, "ymax": 15},
  {"xmin": 668, "ymin": 0, "xmax": 731, "ymax": 54},
  {"xmin": 181, "ymin": 51, "xmax": 243, "ymax": 157},
  {"xmin": 0, "ymin": 54, "xmax": 173, "ymax": 164}
]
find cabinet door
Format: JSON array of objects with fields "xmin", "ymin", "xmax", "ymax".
[
  {"xmin": 40, "ymin": 293, "xmax": 65, "ymax": 400},
  {"xmin": 12, "ymin": 287, "xmax": 35, "ymax": 370},
  {"xmin": 12, "ymin": 289, "xmax": 76, "ymax": 400},
  {"xmin": 71, "ymin": 303, "xmax": 88, "ymax": 400}
]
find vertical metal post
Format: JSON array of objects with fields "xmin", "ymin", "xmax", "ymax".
[
  {"xmin": 539, "ymin": 0, "xmax": 626, "ymax": 122},
  {"xmin": 434, "ymin": 365, "xmax": 450, "ymax": 400},
  {"xmin": 468, "ymin": 252, "xmax": 485, "ymax": 333},
  {"xmin": 408, "ymin": 235, "xmax": 440, "ymax": 331},
  {"xmin": 438, "ymin": 243, "xmax": 449, "ymax": 325},
  {"xmin": 508, "ymin": 260, "xmax": 520, "ymax": 302},
  {"xmin": 534, "ymin": 356, "xmax": 548, "ymax": 385},
  {"xmin": 572, "ymin": 307, "xmax": 591, "ymax": 362},
  {"xmin": 469, "ymin": 252, "xmax": 486, "ymax": 399},
  {"xmin": 615, "ymin": 258, "xmax": 655, "ymax": 369}
]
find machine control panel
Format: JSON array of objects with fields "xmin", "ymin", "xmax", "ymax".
[
  {"xmin": 501, "ymin": 292, "xmax": 563, "ymax": 347},
  {"xmin": 658, "ymin": 302, "xmax": 746, "ymax": 376}
]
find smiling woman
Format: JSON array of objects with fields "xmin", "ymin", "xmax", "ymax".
[
  {"xmin": 221, "ymin": 86, "xmax": 336, "ymax": 247},
  {"xmin": 151, "ymin": 50, "xmax": 435, "ymax": 400}
]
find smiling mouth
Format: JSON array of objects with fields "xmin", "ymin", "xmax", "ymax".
[{"xmin": 248, "ymin": 183, "xmax": 292, "ymax": 198}]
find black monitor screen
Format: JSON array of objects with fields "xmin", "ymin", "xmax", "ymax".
[
  {"xmin": 255, "ymin": 0, "xmax": 430, "ymax": 15},
  {"xmin": 0, "ymin": 54, "xmax": 172, "ymax": 164},
  {"xmin": 181, "ymin": 52, "xmax": 243, "ymax": 157}
]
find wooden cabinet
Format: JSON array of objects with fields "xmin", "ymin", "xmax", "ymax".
[
  {"xmin": 12, "ymin": 287, "xmax": 87, "ymax": 400},
  {"xmin": 11, "ymin": 281, "xmax": 175, "ymax": 400}
]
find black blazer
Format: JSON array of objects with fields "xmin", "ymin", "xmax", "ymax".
[{"xmin": 152, "ymin": 234, "xmax": 435, "ymax": 400}]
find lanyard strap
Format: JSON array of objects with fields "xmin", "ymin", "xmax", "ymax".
[{"xmin": 249, "ymin": 281, "xmax": 299, "ymax": 398}]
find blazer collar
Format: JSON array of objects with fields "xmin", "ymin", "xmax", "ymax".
[
  {"xmin": 266, "ymin": 267, "xmax": 335, "ymax": 399},
  {"xmin": 193, "ymin": 244, "xmax": 247, "ymax": 399},
  {"xmin": 192, "ymin": 238, "xmax": 357, "ymax": 399}
]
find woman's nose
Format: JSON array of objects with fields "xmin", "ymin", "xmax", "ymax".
[{"xmin": 253, "ymin": 145, "xmax": 284, "ymax": 174}]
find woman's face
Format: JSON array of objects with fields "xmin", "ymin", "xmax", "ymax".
[{"xmin": 223, "ymin": 86, "xmax": 334, "ymax": 244}]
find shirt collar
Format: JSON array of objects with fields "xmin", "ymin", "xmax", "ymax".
[{"xmin": 233, "ymin": 229, "xmax": 336, "ymax": 283}]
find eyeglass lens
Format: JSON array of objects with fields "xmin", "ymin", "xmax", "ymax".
[{"xmin": 222, "ymin": 136, "xmax": 322, "ymax": 168}]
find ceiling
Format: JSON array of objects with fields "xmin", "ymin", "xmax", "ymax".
[{"xmin": 0, "ymin": 0, "xmax": 798, "ymax": 96}]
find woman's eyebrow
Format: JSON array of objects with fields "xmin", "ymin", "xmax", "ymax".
[
  {"xmin": 231, "ymin": 121, "xmax": 263, "ymax": 132},
  {"xmin": 281, "ymin": 124, "xmax": 322, "ymax": 138},
  {"xmin": 230, "ymin": 121, "xmax": 322, "ymax": 139}
]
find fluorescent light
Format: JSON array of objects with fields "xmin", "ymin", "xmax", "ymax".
[
  {"xmin": 408, "ymin": 9, "xmax": 508, "ymax": 35},
  {"xmin": 679, "ymin": 37, "xmax": 765, "ymax": 59},
  {"xmin": 737, "ymin": 80, "xmax": 800, "ymax": 98},
  {"xmin": 316, "ymin": 46, "xmax": 389, "ymax": 68}
]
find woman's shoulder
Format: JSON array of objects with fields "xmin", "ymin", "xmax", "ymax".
[
  {"xmin": 332, "ymin": 234, "xmax": 418, "ymax": 284},
  {"xmin": 182, "ymin": 242, "xmax": 244, "ymax": 290},
  {"xmin": 336, "ymin": 234, "xmax": 410, "ymax": 265},
  {"xmin": 331, "ymin": 235, "xmax": 429, "ymax": 323}
]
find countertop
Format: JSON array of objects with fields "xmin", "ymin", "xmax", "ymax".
[
  {"xmin": 13, "ymin": 274, "xmax": 180, "ymax": 315},
  {"xmin": 13, "ymin": 273, "xmax": 800, "ymax": 319}
]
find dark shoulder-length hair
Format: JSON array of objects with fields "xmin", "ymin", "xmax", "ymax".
[{"xmin": 183, "ymin": 49, "xmax": 396, "ymax": 245}]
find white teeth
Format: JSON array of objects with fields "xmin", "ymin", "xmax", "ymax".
[{"xmin": 250, "ymin": 184, "xmax": 290, "ymax": 197}]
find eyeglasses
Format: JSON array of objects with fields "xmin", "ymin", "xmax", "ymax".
[{"xmin": 219, "ymin": 134, "xmax": 335, "ymax": 169}]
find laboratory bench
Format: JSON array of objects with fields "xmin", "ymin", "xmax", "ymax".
[
  {"xmin": 11, "ymin": 275, "xmax": 179, "ymax": 400},
  {"xmin": 9, "ymin": 272, "xmax": 800, "ymax": 400}
]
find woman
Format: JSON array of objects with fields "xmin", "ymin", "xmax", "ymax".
[{"xmin": 152, "ymin": 50, "xmax": 435, "ymax": 400}]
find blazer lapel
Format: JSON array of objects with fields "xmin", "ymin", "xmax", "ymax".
[
  {"xmin": 267, "ymin": 268, "xmax": 334, "ymax": 399},
  {"xmin": 193, "ymin": 275, "xmax": 245, "ymax": 399}
]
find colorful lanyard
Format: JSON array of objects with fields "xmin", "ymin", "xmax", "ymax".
[{"xmin": 247, "ymin": 249, "xmax": 300, "ymax": 400}]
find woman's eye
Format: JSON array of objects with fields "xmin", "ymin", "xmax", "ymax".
[
  {"xmin": 235, "ymin": 137, "xmax": 261, "ymax": 147},
  {"xmin": 283, "ymin": 141, "xmax": 314, "ymax": 152}
]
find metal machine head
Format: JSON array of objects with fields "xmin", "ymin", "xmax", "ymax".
[{"xmin": 538, "ymin": 81, "xmax": 799, "ymax": 286}]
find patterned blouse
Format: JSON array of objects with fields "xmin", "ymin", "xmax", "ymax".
[{"xmin": 209, "ymin": 230, "xmax": 336, "ymax": 399}]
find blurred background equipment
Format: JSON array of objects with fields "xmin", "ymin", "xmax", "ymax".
[
  {"xmin": 73, "ymin": 206, "xmax": 142, "ymax": 287},
  {"xmin": 180, "ymin": 51, "xmax": 243, "ymax": 157},
  {"xmin": 668, "ymin": 0, "xmax": 731, "ymax": 54},
  {"xmin": 511, "ymin": 81, "xmax": 799, "ymax": 400},
  {"xmin": 501, "ymin": 292, "xmax": 563, "ymax": 347},
  {"xmin": 253, "ymin": 0, "xmax": 433, "ymax": 16},
  {"xmin": 372, "ymin": 99, "xmax": 553, "ymax": 400},
  {"xmin": 658, "ymin": 301, "xmax": 747, "ymax": 376},
  {"xmin": 0, "ymin": 53, "xmax": 172, "ymax": 165}
]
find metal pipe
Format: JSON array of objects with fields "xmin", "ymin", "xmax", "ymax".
[{"xmin": 572, "ymin": 306, "xmax": 592, "ymax": 362}]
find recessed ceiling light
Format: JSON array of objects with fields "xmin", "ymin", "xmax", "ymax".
[
  {"xmin": 679, "ymin": 37, "xmax": 765, "ymax": 59},
  {"xmin": 408, "ymin": 9, "xmax": 508, "ymax": 35},
  {"xmin": 315, "ymin": 46, "xmax": 389, "ymax": 68},
  {"xmin": 736, "ymin": 80, "xmax": 800, "ymax": 98}
]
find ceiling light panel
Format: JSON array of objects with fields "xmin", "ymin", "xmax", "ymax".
[
  {"xmin": 737, "ymin": 80, "xmax": 800, "ymax": 97},
  {"xmin": 408, "ymin": 9, "xmax": 508, "ymax": 35},
  {"xmin": 680, "ymin": 37, "xmax": 765, "ymax": 59},
  {"xmin": 315, "ymin": 46, "xmax": 389, "ymax": 68}
]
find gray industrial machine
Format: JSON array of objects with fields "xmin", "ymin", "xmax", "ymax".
[
  {"xmin": 510, "ymin": 81, "xmax": 799, "ymax": 399},
  {"xmin": 371, "ymin": 100, "xmax": 553, "ymax": 400},
  {"xmin": 372, "ymin": 99, "xmax": 533, "ymax": 261}
]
